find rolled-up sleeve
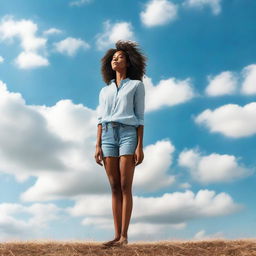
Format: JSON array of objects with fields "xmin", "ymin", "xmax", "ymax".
[
  {"xmin": 97, "ymin": 88, "xmax": 104, "ymax": 125},
  {"xmin": 134, "ymin": 81, "xmax": 145, "ymax": 126}
]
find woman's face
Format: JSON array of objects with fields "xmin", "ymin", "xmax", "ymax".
[{"xmin": 111, "ymin": 50, "xmax": 129, "ymax": 71}]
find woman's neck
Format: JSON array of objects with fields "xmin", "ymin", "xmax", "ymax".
[{"xmin": 115, "ymin": 72, "xmax": 127, "ymax": 87}]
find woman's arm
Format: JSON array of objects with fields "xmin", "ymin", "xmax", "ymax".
[
  {"xmin": 95, "ymin": 89, "xmax": 104, "ymax": 165},
  {"xmin": 134, "ymin": 81, "xmax": 145, "ymax": 148},
  {"xmin": 96, "ymin": 124, "xmax": 102, "ymax": 147},
  {"xmin": 96, "ymin": 87, "xmax": 104, "ymax": 146},
  {"xmin": 134, "ymin": 81, "xmax": 145, "ymax": 165},
  {"xmin": 95, "ymin": 124, "xmax": 103, "ymax": 166},
  {"xmin": 135, "ymin": 125, "xmax": 144, "ymax": 166},
  {"xmin": 134, "ymin": 81, "xmax": 145, "ymax": 127},
  {"xmin": 136, "ymin": 125, "xmax": 144, "ymax": 148}
]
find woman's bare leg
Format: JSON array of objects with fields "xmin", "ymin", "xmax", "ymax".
[
  {"xmin": 102, "ymin": 156, "xmax": 122, "ymax": 244},
  {"xmin": 118, "ymin": 154, "xmax": 136, "ymax": 243}
]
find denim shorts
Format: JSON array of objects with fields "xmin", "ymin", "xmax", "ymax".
[{"xmin": 101, "ymin": 122, "xmax": 138, "ymax": 157}]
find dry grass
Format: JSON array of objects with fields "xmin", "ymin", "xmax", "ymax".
[{"xmin": 1, "ymin": 238, "xmax": 256, "ymax": 256}]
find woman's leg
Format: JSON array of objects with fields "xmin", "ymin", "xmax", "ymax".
[
  {"xmin": 118, "ymin": 154, "xmax": 136, "ymax": 242},
  {"xmin": 102, "ymin": 156, "xmax": 122, "ymax": 243}
]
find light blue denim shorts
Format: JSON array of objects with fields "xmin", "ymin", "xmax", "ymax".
[{"xmin": 101, "ymin": 122, "xmax": 138, "ymax": 157}]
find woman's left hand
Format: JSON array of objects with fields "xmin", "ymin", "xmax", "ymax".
[{"xmin": 134, "ymin": 146, "xmax": 144, "ymax": 166}]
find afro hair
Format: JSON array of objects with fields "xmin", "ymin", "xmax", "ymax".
[{"xmin": 101, "ymin": 40, "xmax": 147, "ymax": 85}]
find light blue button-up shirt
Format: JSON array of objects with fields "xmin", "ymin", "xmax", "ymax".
[{"xmin": 97, "ymin": 77, "xmax": 145, "ymax": 127}]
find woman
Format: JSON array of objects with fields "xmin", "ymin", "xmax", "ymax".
[{"xmin": 94, "ymin": 40, "xmax": 147, "ymax": 247}]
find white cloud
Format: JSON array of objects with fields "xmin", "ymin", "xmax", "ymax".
[
  {"xmin": 194, "ymin": 102, "xmax": 256, "ymax": 138},
  {"xmin": 0, "ymin": 80, "xmax": 73, "ymax": 183},
  {"xmin": 140, "ymin": 0, "xmax": 178, "ymax": 27},
  {"xmin": 205, "ymin": 71, "xmax": 238, "ymax": 96},
  {"xmin": 0, "ymin": 15, "xmax": 49, "ymax": 69},
  {"xmin": 67, "ymin": 189, "xmax": 242, "ymax": 240},
  {"xmin": 0, "ymin": 16, "xmax": 88, "ymax": 67},
  {"xmin": 241, "ymin": 64, "xmax": 256, "ymax": 95},
  {"xmin": 43, "ymin": 28, "xmax": 63, "ymax": 36},
  {"xmin": 0, "ymin": 202, "xmax": 63, "ymax": 241},
  {"xmin": 0, "ymin": 79, "xmax": 106, "ymax": 193},
  {"xmin": 204, "ymin": 63, "xmax": 256, "ymax": 97},
  {"xmin": 0, "ymin": 15, "xmax": 46, "ymax": 51},
  {"xmin": 95, "ymin": 20, "xmax": 135, "ymax": 50},
  {"xmin": 134, "ymin": 140, "xmax": 176, "ymax": 193},
  {"xmin": 53, "ymin": 37, "xmax": 90, "ymax": 56},
  {"xmin": 193, "ymin": 229, "xmax": 225, "ymax": 240},
  {"xmin": 14, "ymin": 51, "xmax": 49, "ymax": 69},
  {"xmin": 183, "ymin": 0, "xmax": 222, "ymax": 15},
  {"xmin": 143, "ymin": 75, "xmax": 196, "ymax": 112},
  {"xmin": 126, "ymin": 222, "xmax": 186, "ymax": 241},
  {"xmin": 0, "ymin": 56, "xmax": 4, "ymax": 63},
  {"xmin": 178, "ymin": 148, "xmax": 253, "ymax": 184}
]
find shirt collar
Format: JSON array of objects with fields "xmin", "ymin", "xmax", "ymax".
[{"xmin": 110, "ymin": 77, "xmax": 130, "ymax": 85}]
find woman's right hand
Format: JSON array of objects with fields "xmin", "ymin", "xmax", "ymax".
[{"xmin": 95, "ymin": 145, "xmax": 103, "ymax": 166}]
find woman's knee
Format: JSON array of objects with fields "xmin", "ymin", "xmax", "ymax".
[
  {"xmin": 121, "ymin": 182, "xmax": 132, "ymax": 194},
  {"xmin": 110, "ymin": 181, "xmax": 122, "ymax": 194}
]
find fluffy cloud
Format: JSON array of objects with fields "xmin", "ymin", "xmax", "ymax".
[
  {"xmin": 204, "ymin": 64, "xmax": 256, "ymax": 96},
  {"xmin": 0, "ymin": 81, "xmax": 74, "ymax": 183},
  {"xmin": 143, "ymin": 75, "xmax": 196, "ymax": 112},
  {"xmin": 95, "ymin": 20, "xmax": 135, "ymax": 50},
  {"xmin": 241, "ymin": 64, "xmax": 256, "ymax": 95},
  {"xmin": 0, "ymin": 15, "xmax": 49, "ymax": 69},
  {"xmin": 0, "ymin": 56, "xmax": 4, "ymax": 63},
  {"xmin": 0, "ymin": 15, "xmax": 89, "ymax": 67},
  {"xmin": 14, "ymin": 51, "xmax": 49, "ymax": 69},
  {"xmin": 53, "ymin": 37, "xmax": 90, "ymax": 56},
  {"xmin": 183, "ymin": 0, "xmax": 222, "ymax": 15},
  {"xmin": 127, "ymin": 222, "xmax": 186, "ymax": 241},
  {"xmin": 0, "ymin": 79, "xmax": 106, "ymax": 196},
  {"xmin": 134, "ymin": 140, "xmax": 176, "ymax": 193},
  {"xmin": 140, "ymin": 0, "xmax": 178, "ymax": 27},
  {"xmin": 140, "ymin": 0, "xmax": 222, "ymax": 28},
  {"xmin": 205, "ymin": 71, "xmax": 238, "ymax": 96},
  {"xmin": 43, "ymin": 28, "xmax": 63, "ymax": 36},
  {"xmin": 67, "ymin": 189, "xmax": 242, "ymax": 240},
  {"xmin": 0, "ymin": 202, "xmax": 63, "ymax": 241},
  {"xmin": 194, "ymin": 102, "xmax": 256, "ymax": 138},
  {"xmin": 178, "ymin": 148, "xmax": 253, "ymax": 184}
]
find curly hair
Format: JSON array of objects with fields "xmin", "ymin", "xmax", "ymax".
[{"xmin": 101, "ymin": 40, "xmax": 147, "ymax": 85}]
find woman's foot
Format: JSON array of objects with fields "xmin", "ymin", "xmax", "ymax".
[
  {"xmin": 113, "ymin": 236, "xmax": 128, "ymax": 246},
  {"xmin": 101, "ymin": 237, "xmax": 120, "ymax": 247}
]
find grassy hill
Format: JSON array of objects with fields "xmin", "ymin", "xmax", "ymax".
[{"xmin": 1, "ymin": 239, "xmax": 256, "ymax": 256}]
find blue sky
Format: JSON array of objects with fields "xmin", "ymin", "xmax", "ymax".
[{"xmin": 0, "ymin": 0, "xmax": 256, "ymax": 242}]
